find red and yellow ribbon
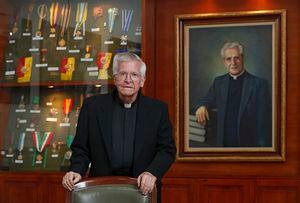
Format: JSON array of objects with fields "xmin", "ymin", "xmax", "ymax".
[
  {"xmin": 17, "ymin": 57, "xmax": 32, "ymax": 83},
  {"xmin": 60, "ymin": 57, "xmax": 75, "ymax": 80},
  {"xmin": 97, "ymin": 52, "xmax": 112, "ymax": 79},
  {"xmin": 63, "ymin": 98, "xmax": 73, "ymax": 115}
]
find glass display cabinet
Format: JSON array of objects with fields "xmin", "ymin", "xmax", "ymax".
[{"xmin": 0, "ymin": 0, "xmax": 141, "ymax": 172}]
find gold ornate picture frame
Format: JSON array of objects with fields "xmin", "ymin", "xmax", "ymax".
[{"xmin": 175, "ymin": 10, "xmax": 286, "ymax": 161}]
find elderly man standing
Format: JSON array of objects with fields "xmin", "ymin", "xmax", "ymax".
[
  {"xmin": 62, "ymin": 52, "xmax": 176, "ymax": 203},
  {"xmin": 195, "ymin": 42, "xmax": 271, "ymax": 147}
]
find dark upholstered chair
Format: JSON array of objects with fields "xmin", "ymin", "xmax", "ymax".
[{"xmin": 66, "ymin": 176, "xmax": 157, "ymax": 203}]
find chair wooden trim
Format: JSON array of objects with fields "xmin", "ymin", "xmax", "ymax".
[{"xmin": 66, "ymin": 176, "xmax": 157, "ymax": 203}]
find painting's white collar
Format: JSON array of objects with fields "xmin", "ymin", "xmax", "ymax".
[{"xmin": 230, "ymin": 70, "xmax": 245, "ymax": 80}]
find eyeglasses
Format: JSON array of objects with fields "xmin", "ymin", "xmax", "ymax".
[{"xmin": 115, "ymin": 71, "xmax": 141, "ymax": 81}]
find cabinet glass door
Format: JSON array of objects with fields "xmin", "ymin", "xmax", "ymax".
[{"xmin": 0, "ymin": 0, "xmax": 141, "ymax": 171}]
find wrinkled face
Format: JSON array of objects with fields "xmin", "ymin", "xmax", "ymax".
[
  {"xmin": 114, "ymin": 60, "xmax": 145, "ymax": 101},
  {"xmin": 223, "ymin": 47, "xmax": 244, "ymax": 76}
]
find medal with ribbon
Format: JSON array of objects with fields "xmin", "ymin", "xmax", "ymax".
[
  {"xmin": 51, "ymin": 142, "xmax": 58, "ymax": 155},
  {"xmin": 11, "ymin": 6, "xmax": 20, "ymax": 35},
  {"xmin": 76, "ymin": 94, "xmax": 84, "ymax": 117},
  {"xmin": 40, "ymin": 48, "xmax": 48, "ymax": 63},
  {"xmin": 17, "ymin": 132, "xmax": 26, "ymax": 160},
  {"xmin": 97, "ymin": 52, "xmax": 112, "ymax": 79},
  {"xmin": 32, "ymin": 131, "xmax": 54, "ymax": 167},
  {"xmin": 25, "ymin": 4, "xmax": 34, "ymax": 32},
  {"xmin": 49, "ymin": 2, "xmax": 59, "ymax": 34},
  {"xmin": 36, "ymin": 4, "xmax": 47, "ymax": 37},
  {"xmin": 58, "ymin": 3, "xmax": 71, "ymax": 47},
  {"xmin": 29, "ymin": 117, "xmax": 39, "ymax": 128},
  {"xmin": 32, "ymin": 96, "xmax": 40, "ymax": 111},
  {"xmin": 106, "ymin": 7, "xmax": 118, "ymax": 41},
  {"xmin": 62, "ymin": 98, "xmax": 73, "ymax": 123},
  {"xmin": 62, "ymin": 134, "xmax": 74, "ymax": 165},
  {"xmin": 92, "ymin": 6, "xmax": 102, "ymax": 30},
  {"xmin": 73, "ymin": 2, "xmax": 88, "ymax": 37},
  {"xmin": 84, "ymin": 45, "xmax": 92, "ymax": 58},
  {"xmin": 121, "ymin": 9, "xmax": 133, "ymax": 45},
  {"xmin": 18, "ymin": 95, "xmax": 26, "ymax": 109},
  {"xmin": 8, "ymin": 132, "xmax": 15, "ymax": 155}
]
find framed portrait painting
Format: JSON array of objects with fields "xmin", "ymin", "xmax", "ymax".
[{"xmin": 175, "ymin": 10, "xmax": 286, "ymax": 161}]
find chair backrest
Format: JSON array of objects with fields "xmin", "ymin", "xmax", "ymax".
[{"xmin": 66, "ymin": 176, "xmax": 157, "ymax": 203}]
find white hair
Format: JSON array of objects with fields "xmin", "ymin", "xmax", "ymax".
[
  {"xmin": 220, "ymin": 42, "xmax": 243, "ymax": 58},
  {"xmin": 112, "ymin": 52, "xmax": 146, "ymax": 77}
]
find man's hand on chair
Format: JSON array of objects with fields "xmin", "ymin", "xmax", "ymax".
[
  {"xmin": 137, "ymin": 172, "xmax": 157, "ymax": 195},
  {"xmin": 62, "ymin": 171, "xmax": 82, "ymax": 191}
]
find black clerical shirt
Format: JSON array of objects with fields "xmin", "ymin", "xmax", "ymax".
[
  {"xmin": 111, "ymin": 94, "xmax": 137, "ymax": 174},
  {"xmin": 224, "ymin": 73, "xmax": 244, "ymax": 147}
]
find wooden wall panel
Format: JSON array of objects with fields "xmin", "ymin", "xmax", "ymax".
[
  {"xmin": 255, "ymin": 180, "xmax": 300, "ymax": 203},
  {"xmin": 46, "ymin": 177, "xmax": 66, "ymax": 203},
  {"xmin": 257, "ymin": 189, "xmax": 296, "ymax": 203},
  {"xmin": 3, "ymin": 178, "xmax": 44, "ymax": 203},
  {"xmin": 162, "ymin": 178, "xmax": 197, "ymax": 203},
  {"xmin": 162, "ymin": 178, "xmax": 300, "ymax": 203},
  {"xmin": 141, "ymin": 0, "xmax": 156, "ymax": 97},
  {"xmin": 0, "ymin": 173, "xmax": 66, "ymax": 203},
  {"xmin": 202, "ymin": 179, "xmax": 253, "ymax": 203}
]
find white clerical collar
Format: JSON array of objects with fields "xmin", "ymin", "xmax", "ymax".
[
  {"xmin": 229, "ymin": 70, "xmax": 245, "ymax": 80},
  {"xmin": 124, "ymin": 103, "xmax": 132, "ymax": 108}
]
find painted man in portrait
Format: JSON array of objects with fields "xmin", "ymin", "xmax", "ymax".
[{"xmin": 195, "ymin": 42, "xmax": 272, "ymax": 147}]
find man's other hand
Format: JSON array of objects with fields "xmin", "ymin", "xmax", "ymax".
[
  {"xmin": 62, "ymin": 171, "xmax": 82, "ymax": 191},
  {"xmin": 195, "ymin": 106, "xmax": 209, "ymax": 125},
  {"xmin": 137, "ymin": 171, "xmax": 157, "ymax": 195}
]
